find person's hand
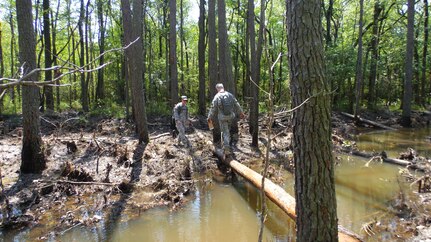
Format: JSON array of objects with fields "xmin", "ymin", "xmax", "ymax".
[{"xmin": 240, "ymin": 112, "xmax": 245, "ymax": 119}]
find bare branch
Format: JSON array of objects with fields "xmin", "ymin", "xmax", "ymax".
[{"xmin": 0, "ymin": 37, "xmax": 137, "ymax": 89}]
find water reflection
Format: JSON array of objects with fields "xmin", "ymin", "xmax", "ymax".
[{"xmin": 5, "ymin": 128, "xmax": 430, "ymax": 241}]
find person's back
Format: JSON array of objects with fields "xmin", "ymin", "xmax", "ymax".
[
  {"xmin": 208, "ymin": 84, "xmax": 244, "ymax": 155},
  {"xmin": 172, "ymin": 96, "xmax": 191, "ymax": 147}
]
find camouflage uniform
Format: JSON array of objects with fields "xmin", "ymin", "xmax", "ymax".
[
  {"xmin": 208, "ymin": 91, "xmax": 243, "ymax": 153},
  {"xmin": 173, "ymin": 101, "xmax": 190, "ymax": 146}
]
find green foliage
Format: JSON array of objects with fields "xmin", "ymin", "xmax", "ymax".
[
  {"xmin": 87, "ymin": 101, "xmax": 126, "ymax": 119},
  {"xmin": 146, "ymin": 101, "xmax": 171, "ymax": 116}
]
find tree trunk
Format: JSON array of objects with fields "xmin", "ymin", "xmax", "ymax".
[
  {"xmin": 43, "ymin": 0, "xmax": 54, "ymax": 111},
  {"xmin": 208, "ymin": 0, "xmax": 217, "ymax": 99},
  {"xmin": 367, "ymin": 1, "xmax": 382, "ymax": 110},
  {"xmin": 218, "ymin": 0, "xmax": 235, "ymax": 94},
  {"xmin": 354, "ymin": 0, "xmax": 364, "ymax": 117},
  {"xmin": 287, "ymin": 0, "xmax": 338, "ymax": 240},
  {"xmin": 198, "ymin": 0, "xmax": 206, "ymax": 116},
  {"xmin": 52, "ymin": 0, "xmax": 60, "ymax": 110},
  {"xmin": 79, "ymin": 0, "xmax": 89, "ymax": 112},
  {"xmin": 421, "ymin": 0, "xmax": 429, "ymax": 105},
  {"xmin": 401, "ymin": 0, "xmax": 415, "ymax": 127},
  {"xmin": 325, "ymin": 0, "xmax": 334, "ymax": 47},
  {"xmin": 96, "ymin": 0, "xmax": 106, "ymax": 101},
  {"xmin": 17, "ymin": 0, "xmax": 46, "ymax": 173},
  {"xmin": 180, "ymin": 0, "xmax": 184, "ymax": 94},
  {"xmin": 121, "ymin": 0, "xmax": 149, "ymax": 143},
  {"xmin": 9, "ymin": 13, "xmax": 17, "ymax": 111},
  {"xmin": 0, "ymin": 24, "xmax": 4, "ymax": 114},
  {"xmin": 248, "ymin": 0, "xmax": 264, "ymax": 147},
  {"xmin": 169, "ymin": 0, "xmax": 179, "ymax": 107}
]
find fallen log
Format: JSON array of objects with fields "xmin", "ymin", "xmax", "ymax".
[
  {"xmin": 340, "ymin": 112, "xmax": 396, "ymax": 130},
  {"xmin": 339, "ymin": 147, "xmax": 428, "ymax": 172},
  {"xmin": 213, "ymin": 149, "xmax": 363, "ymax": 242}
]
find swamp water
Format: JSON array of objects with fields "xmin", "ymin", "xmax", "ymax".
[{"xmin": 5, "ymin": 128, "xmax": 431, "ymax": 241}]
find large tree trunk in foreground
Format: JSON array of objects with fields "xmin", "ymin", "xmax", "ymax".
[
  {"xmin": 17, "ymin": 0, "xmax": 46, "ymax": 173},
  {"xmin": 287, "ymin": 0, "xmax": 338, "ymax": 241},
  {"xmin": 121, "ymin": 0, "xmax": 149, "ymax": 143}
]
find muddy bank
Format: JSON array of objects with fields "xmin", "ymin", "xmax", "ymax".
[{"xmin": 0, "ymin": 109, "xmax": 430, "ymax": 240}]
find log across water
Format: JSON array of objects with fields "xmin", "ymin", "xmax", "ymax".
[{"xmin": 213, "ymin": 149, "xmax": 363, "ymax": 242}]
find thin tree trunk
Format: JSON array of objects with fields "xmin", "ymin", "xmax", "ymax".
[
  {"xmin": 421, "ymin": 0, "xmax": 429, "ymax": 105},
  {"xmin": 0, "ymin": 24, "xmax": 4, "ymax": 114},
  {"xmin": 96, "ymin": 0, "xmax": 106, "ymax": 101},
  {"xmin": 169, "ymin": 0, "xmax": 179, "ymax": 107},
  {"xmin": 401, "ymin": 0, "xmax": 415, "ymax": 127},
  {"xmin": 354, "ymin": 0, "xmax": 364, "ymax": 117},
  {"xmin": 52, "ymin": 0, "xmax": 60, "ymax": 110},
  {"xmin": 367, "ymin": 1, "xmax": 382, "ymax": 110},
  {"xmin": 198, "ymin": 0, "xmax": 206, "ymax": 116},
  {"xmin": 43, "ymin": 0, "xmax": 54, "ymax": 111},
  {"xmin": 208, "ymin": 0, "xmax": 217, "ymax": 99},
  {"xmin": 79, "ymin": 0, "xmax": 88, "ymax": 112}
]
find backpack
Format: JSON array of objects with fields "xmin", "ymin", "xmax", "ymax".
[{"xmin": 218, "ymin": 93, "xmax": 234, "ymax": 116}]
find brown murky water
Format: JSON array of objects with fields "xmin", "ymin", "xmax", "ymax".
[{"xmin": 5, "ymin": 128, "xmax": 430, "ymax": 241}]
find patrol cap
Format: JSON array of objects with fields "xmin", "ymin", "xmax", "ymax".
[{"xmin": 181, "ymin": 96, "xmax": 188, "ymax": 101}]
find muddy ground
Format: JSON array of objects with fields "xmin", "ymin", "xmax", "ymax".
[{"xmin": 0, "ymin": 110, "xmax": 430, "ymax": 240}]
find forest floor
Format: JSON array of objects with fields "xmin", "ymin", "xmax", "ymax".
[{"xmin": 0, "ymin": 109, "xmax": 431, "ymax": 241}]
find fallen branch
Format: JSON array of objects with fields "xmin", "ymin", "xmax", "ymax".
[
  {"xmin": 339, "ymin": 147, "xmax": 427, "ymax": 171},
  {"xmin": 340, "ymin": 112, "xmax": 396, "ymax": 130},
  {"xmin": 40, "ymin": 179, "xmax": 118, "ymax": 186}
]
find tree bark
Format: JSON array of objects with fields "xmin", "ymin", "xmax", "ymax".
[
  {"xmin": 208, "ymin": 0, "xmax": 217, "ymax": 99},
  {"xmin": 169, "ymin": 0, "xmax": 179, "ymax": 107},
  {"xmin": 43, "ymin": 0, "xmax": 54, "ymax": 111},
  {"xmin": 287, "ymin": 0, "xmax": 338, "ymax": 240},
  {"xmin": 218, "ymin": 0, "xmax": 235, "ymax": 94},
  {"xmin": 96, "ymin": 0, "xmax": 106, "ymax": 101},
  {"xmin": 421, "ymin": 0, "xmax": 429, "ymax": 105},
  {"xmin": 17, "ymin": 0, "xmax": 46, "ymax": 173},
  {"xmin": 121, "ymin": 0, "xmax": 149, "ymax": 143},
  {"xmin": 198, "ymin": 0, "xmax": 206, "ymax": 116},
  {"xmin": 0, "ymin": 23, "xmax": 3, "ymax": 114},
  {"xmin": 354, "ymin": 0, "xmax": 364, "ymax": 117},
  {"xmin": 367, "ymin": 1, "xmax": 382, "ymax": 110},
  {"xmin": 401, "ymin": 0, "xmax": 415, "ymax": 127},
  {"xmin": 78, "ymin": 0, "xmax": 89, "ymax": 112}
]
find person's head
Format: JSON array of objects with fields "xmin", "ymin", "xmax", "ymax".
[
  {"xmin": 215, "ymin": 83, "xmax": 224, "ymax": 92},
  {"xmin": 181, "ymin": 95, "xmax": 188, "ymax": 105}
]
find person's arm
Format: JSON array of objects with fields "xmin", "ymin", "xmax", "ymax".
[
  {"xmin": 207, "ymin": 97, "xmax": 217, "ymax": 120},
  {"xmin": 232, "ymin": 95, "xmax": 245, "ymax": 118},
  {"xmin": 173, "ymin": 103, "xmax": 180, "ymax": 121}
]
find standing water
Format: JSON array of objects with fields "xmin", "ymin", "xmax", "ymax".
[{"xmin": 5, "ymin": 128, "xmax": 430, "ymax": 241}]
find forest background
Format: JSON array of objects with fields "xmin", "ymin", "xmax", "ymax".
[{"xmin": 0, "ymin": 0, "xmax": 428, "ymax": 124}]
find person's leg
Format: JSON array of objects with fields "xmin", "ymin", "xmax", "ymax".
[
  {"xmin": 212, "ymin": 120, "xmax": 222, "ymax": 148},
  {"xmin": 176, "ymin": 122, "xmax": 187, "ymax": 145},
  {"xmin": 229, "ymin": 118, "xmax": 239, "ymax": 146},
  {"xmin": 219, "ymin": 119, "xmax": 231, "ymax": 153}
]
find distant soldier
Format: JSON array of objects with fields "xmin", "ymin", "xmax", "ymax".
[
  {"xmin": 208, "ymin": 83, "xmax": 244, "ymax": 154},
  {"xmin": 173, "ymin": 96, "xmax": 191, "ymax": 147}
]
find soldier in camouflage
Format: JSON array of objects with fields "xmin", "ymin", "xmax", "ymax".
[
  {"xmin": 208, "ymin": 83, "xmax": 244, "ymax": 154},
  {"xmin": 173, "ymin": 96, "xmax": 191, "ymax": 147}
]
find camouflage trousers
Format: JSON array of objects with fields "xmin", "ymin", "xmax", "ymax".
[
  {"xmin": 176, "ymin": 121, "xmax": 189, "ymax": 146},
  {"xmin": 218, "ymin": 116, "xmax": 233, "ymax": 153}
]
